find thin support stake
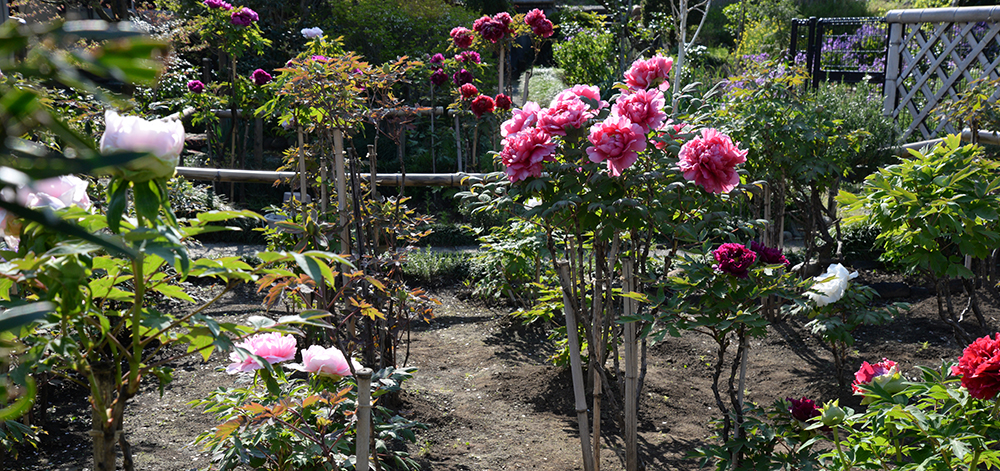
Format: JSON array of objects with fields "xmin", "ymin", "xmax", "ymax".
[
  {"xmin": 624, "ymin": 258, "xmax": 638, "ymax": 471},
  {"xmin": 356, "ymin": 368, "xmax": 373, "ymax": 471},
  {"xmin": 556, "ymin": 261, "xmax": 595, "ymax": 471}
]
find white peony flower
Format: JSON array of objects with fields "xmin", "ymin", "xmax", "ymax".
[
  {"xmin": 100, "ymin": 110, "xmax": 185, "ymax": 182},
  {"xmin": 807, "ymin": 263, "xmax": 859, "ymax": 307},
  {"xmin": 301, "ymin": 27, "xmax": 324, "ymax": 39}
]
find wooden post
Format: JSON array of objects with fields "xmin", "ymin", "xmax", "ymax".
[
  {"xmin": 321, "ymin": 132, "xmax": 328, "ymax": 216},
  {"xmin": 454, "ymin": 115, "xmax": 463, "ymax": 173},
  {"xmin": 368, "ymin": 144, "xmax": 379, "ymax": 201},
  {"xmin": 430, "ymin": 88, "xmax": 436, "ymax": 173},
  {"xmin": 356, "ymin": 368, "xmax": 373, "ymax": 471},
  {"xmin": 297, "ymin": 126, "xmax": 307, "ymax": 204},
  {"xmin": 498, "ymin": 44, "xmax": 505, "ymax": 96},
  {"xmin": 254, "ymin": 117, "xmax": 263, "ymax": 168},
  {"xmin": 333, "ymin": 129, "xmax": 349, "ymax": 254},
  {"xmin": 623, "ymin": 258, "xmax": 638, "ymax": 471},
  {"xmin": 883, "ymin": 21, "xmax": 903, "ymax": 118},
  {"xmin": 556, "ymin": 261, "xmax": 595, "ymax": 471}
]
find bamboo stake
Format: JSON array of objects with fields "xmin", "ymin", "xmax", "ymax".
[
  {"xmin": 430, "ymin": 87, "xmax": 436, "ymax": 174},
  {"xmin": 333, "ymin": 129, "xmax": 349, "ymax": 255},
  {"xmin": 498, "ymin": 44, "xmax": 505, "ymax": 95},
  {"xmin": 623, "ymin": 258, "xmax": 638, "ymax": 471},
  {"xmin": 320, "ymin": 132, "xmax": 328, "ymax": 215},
  {"xmin": 297, "ymin": 126, "xmax": 307, "ymax": 204},
  {"xmin": 556, "ymin": 261, "xmax": 595, "ymax": 471},
  {"xmin": 356, "ymin": 368, "xmax": 373, "ymax": 471},
  {"xmin": 454, "ymin": 115, "xmax": 463, "ymax": 173}
]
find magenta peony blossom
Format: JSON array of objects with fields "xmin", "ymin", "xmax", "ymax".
[
  {"xmin": 532, "ymin": 19, "xmax": 554, "ymax": 38},
  {"xmin": 311, "ymin": 55, "xmax": 329, "ymax": 62},
  {"xmin": 713, "ymin": 243, "xmax": 756, "ymax": 278},
  {"xmin": 625, "ymin": 54, "xmax": 674, "ymax": 92},
  {"xmin": 953, "ymin": 334, "xmax": 1000, "ymax": 399},
  {"xmin": 586, "ymin": 115, "xmax": 647, "ymax": 176},
  {"xmin": 495, "ymin": 93, "xmax": 512, "ymax": 111},
  {"xmin": 230, "ymin": 7, "xmax": 258, "ymax": 27},
  {"xmin": 525, "ymin": 8, "xmax": 546, "ymax": 27},
  {"xmin": 226, "ymin": 333, "xmax": 297, "ymax": 374},
  {"xmin": 501, "ymin": 101, "xmax": 541, "ymax": 142},
  {"xmin": 500, "ymin": 127, "xmax": 556, "ymax": 182},
  {"xmin": 537, "ymin": 99, "xmax": 591, "ymax": 137},
  {"xmin": 430, "ymin": 53, "xmax": 445, "ymax": 65},
  {"xmin": 460, "ymin": 83, "xmax": 479, "ymax": 100},
  {"xmin": 455, "ymin": 50, "xmax": 481, "ymax": 64},
  {"xmin": 525, "ymin": 8, "xmax": 554, "ymax": 37},
  {"xmin": 295, "ymin": 345, "xmax": 361, "ymax": 378},
  {"xmin": 471, "ymin": 95, "xmax": 495, "ymax": 118},
  {"xmin": 450, "ymin": 27, "xmax": 474, "ymax": 49},
  {"xmin": 751, "ymin": 241, "xmax": 790, "ymax": 267},
  {"xmin": 453, "ymin": 68, "xmax": 474, "ymax": 86},
  {"xmin": 552, "ymin": 84, "xmax": 608, "ymax": 111},
  {"xmin": 187, "ymin": 80, "xmax": 205, "ymax": 94},
  {"xmin": 678, "ymin": 128, "xmax": 747, "ymax": 194},
  {"xmin": 250, "ymin": 68, "xmax": 272, "ymax": 86},
  {"xmin": 788, "ymin": 397, "xmax": 820, "ymax": 423},
  {"xmin": 473, "ymin": 13, "xmax": 514, "ymax": 44},
  {"xmin": 204, "ymin": 0, "xmax": 231, "ymax": 10},
  {"xmin": 430, "ymin": 68, "xmax": 448, "ymax": 87},
  {"xmin": 611, "ymin": 88, "xmax": 666, "ymax": 133}
]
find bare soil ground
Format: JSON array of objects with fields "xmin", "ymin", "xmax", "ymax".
[{"xmin": 7, "ymin": 260, "xmax": 996, "ymax": 471}]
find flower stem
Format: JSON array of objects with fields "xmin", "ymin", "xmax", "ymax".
[
  {"xmin": 833, "ymin": 427, "xmax": 848, "ymax": 471},
  {"xmin": 969, "ymin": 448, "xmax": 981, "ymax": 471}
]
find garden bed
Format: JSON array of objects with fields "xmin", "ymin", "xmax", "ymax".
[{"xmin": 9, "ymin": 251, "xmax": 987, "ymax": 471}]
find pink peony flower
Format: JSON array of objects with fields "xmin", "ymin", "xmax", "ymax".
[
  {"xmin": 532, "ymin": 19, "xmax": 554, "ymax": 38},
  {"xmin": 453, "ymin": 68, "xmax": 474, "ymax": 86},
  {"xmin": 0, "ymin": 174, "xmax": 93, "ymax": 249},
  {"xmin": 537, "ymin": 99, "xmax": 591, "ymax": 136},
  {"xmin": 853, "ymin": 358, "xmax": 904, "ymax": 397},
  {"xmin": 525, "ymin": 8, "xmax": 546, "ymax": 27},
  {"xmin": 187, "ymin": 80, "xmax": 205, "ymax": 94},
  {"xmin": 953, "ymin": 335, "xmax": 1000, "ymax": 399},
  {"xmin": 500, "ymin": 127, "xmax": 556, "ymax": 182},
  {"xmin": 678, "ymin": 128, "xmax": 747, "ymax": 194},
  {"xmin": 295, "ymin": 345, "xmax": 361, "ymax": 378},
  {"xmin": 611, "ymin": 88, "xmax": 667, "ymax": 133},
  {"xmin": 450, "ymin": 27, "xmax": 474, "ymax": 49},
  {"xmin": 430, "ymin": 68, "xmax": 448, "ymax": 87},
  {"xmin": 230, "ymin": 7, "xmax": 258, "ymax": 27},
  {"xmin": 226, "ymin": 333, "xmax": 297, "ymax": 374},
  {"xmin": 460, "ymin": 83, "xmax": 479, "ymax": 100},
  {"xmin": 250, "ymin": 68, "xmax": 272, "ymax": 86},
  {"xmin": 311, "ymin": 55, "xmax": 329, "ymax": 62},
  {"xmin": 495, "ymin": 93, "xmax": 512, "ymax": 111},
  {"xmin": 586, "ymin": 115, "xmax": 647, "ymax": 176},
  {"xmin": 300, "ymin": 27, "xmax": 323, "ymax": 39},
  {"xmin": 100, "ymin": 110, "xmax": 185, "ymax": 182},
  {"xmin": 625, "ymin": 54, "xmax": 674, "ymax": 92},
  {"xmin": 713, "ymin": 243, "xmax": 756, "ymax": 278},
  {"xmin": 458, "ymin": 51, "xmax": 481, "ymax": 64},
  {"xmin": 525, "ymin": 9, "xmax": 554, "ymax": 37},
  {"xmin": 501, "ymin": 101, "xmax": 541, "ymax": 141},
  {"xmin": 552, "ymin": 84, "xmax": 608, "ymax": 111},
  {"xmin": 471, "ymin": 95, "xmax": 495, "ymax": 118}
]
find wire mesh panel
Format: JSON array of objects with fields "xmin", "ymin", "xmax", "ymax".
[
  {"xmin": 789, "ymin": 17, "xmax": 887, "ymax": 88},
  {"xmin": 884, "ymin": 6, "xmax": 1000, "ymax": 140}
]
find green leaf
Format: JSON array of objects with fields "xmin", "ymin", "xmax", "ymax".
[
  {"xmin": 106, "ymin": 179, "xmax": 130, "ymax": 234},
  {"xmin": 0, "ymin": 302, "xmax": 53, "ymax": 333}
]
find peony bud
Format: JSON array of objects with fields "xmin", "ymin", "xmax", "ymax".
[
  {"xmin": 820, "ymin": 400, "xmax": 845, "ymax": 427},
  {"xmin": 100, "ymin": 110, "xmax": 185, "ymax": 182}
]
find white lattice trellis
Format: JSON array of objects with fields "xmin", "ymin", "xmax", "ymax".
[{"xmin": 884, "ymin": 6, "xmax": 1000, "ymax": 140}]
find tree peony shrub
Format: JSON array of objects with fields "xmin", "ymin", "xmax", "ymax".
[
  {"xmin": 807, "ymin": 263, "xmax": 858, "ymax": 307},
  {"xmin": 226, "ymin": 333, "xmax": 297, "ymax": 374},
  {"xmin": 678, "ymin": 128, "xmax": 747, "ymax": 194},
  {"xmin": 952, "ymin": 334, "xmax": 1000, "ymax": 399},
  {"xmin": 100, "ymin": 110, "xmax": 185, "ymax": 182}
]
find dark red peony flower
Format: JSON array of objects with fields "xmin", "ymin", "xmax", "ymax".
[
  {"xmin": 453, "ymin": 68, "xmax": 474, "ymax": 86},
  {"xmin": 450, "ymin": 27, "xmax": 474, "ymax": 49},
  {"xmin": 787, "ymin": 397, "xmax": 820, "ymax": 423},
  {"xmin": 471, "ymin": 95, "xmax": 496, "ymax": 118},
  {"xmin": 430, "ymin": 69, "xmax": 448, "ymax": 87},
  {"xmin": 460, "ymin": 83, "xmax": 479, "ymax": 100},
  {"xmin": 495, "ymin": 93, "xmax": 512, "ymax": 111},
  {"xmin": 954, "ymin": 334, "xmax": 1000, "ymax": 400},
  {"xmin": 525, "ymin": 8, "xmax": 546, "ymax": 28},
  {"xmin": 751, "ymin": 240, "xmax": 790, "ymax": 267},
  {"xmin": 713, "ymin": 243, "xmax": 756, "ymax": 279}
]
